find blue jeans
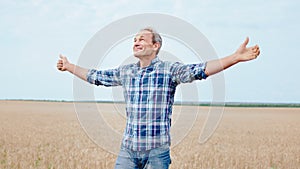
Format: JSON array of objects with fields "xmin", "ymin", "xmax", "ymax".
[{"xmin": 114, "ymin": 144, "xmax": 171, "ymax": 169}]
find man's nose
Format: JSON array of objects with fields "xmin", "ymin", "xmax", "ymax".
[
  {"xmin": 134, "ymin": 40, "xmax": 140, "ymax": 45},
  {"xmin": 134, "ymin": 41, "xmax": 141, "ymax": 47}
]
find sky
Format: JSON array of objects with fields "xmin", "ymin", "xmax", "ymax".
[{"xmin": 0, "ymin": 0, "xmax": 299, "ymax": 103}]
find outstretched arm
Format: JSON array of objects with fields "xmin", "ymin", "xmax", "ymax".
[
  {"xmin": 205, "ymin": 37, "xmax": 260, "ymax": 76},
  {"xmin": 56, "ymin": 54, "xmax": 89, "ymax": 81}
]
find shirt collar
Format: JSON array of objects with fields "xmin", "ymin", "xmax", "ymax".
[{"xmin": 136, "ymin": 56, "xmax": 160, "ymax": 68}]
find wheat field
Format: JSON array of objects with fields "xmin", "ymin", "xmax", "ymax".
[{"xmin": 0, "ymin": 101, "xmax": 299, "ymax": 169}]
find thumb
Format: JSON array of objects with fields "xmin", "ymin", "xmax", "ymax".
[
  {"xmin": 59, "ymin": 54, "xmax": 68, "ymax": 62},
  {"xmin": 59, "ymin": 54, "xmax": 65, "ymax": 59},
  {"xmin": 241, "ymin": 37, "xmax": 249, "ymax": 48}
]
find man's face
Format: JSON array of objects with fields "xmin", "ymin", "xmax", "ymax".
[{"xmin": 133, "ymin": 30, "xmax": 158, "ymax": 58}]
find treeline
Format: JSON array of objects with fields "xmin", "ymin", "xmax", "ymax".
[{"xmin": 2, "ymin": 99, "xmax": 300, "ymax": 108}]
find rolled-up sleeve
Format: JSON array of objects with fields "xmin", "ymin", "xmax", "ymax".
[
  {"xmin": 86, "ymin": 68, "xmax": 122, "ymax": 87},
  {"xmin": 170, "ymin": 62, "xmax": 208, "ymax": 84}
]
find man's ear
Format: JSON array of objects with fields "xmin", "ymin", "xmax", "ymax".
[{"xmin": 153, "ymin": 42, "xmax": 160, "ymax": 52}]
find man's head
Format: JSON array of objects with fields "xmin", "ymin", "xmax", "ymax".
[{"xmin": 133, "ymin": 27, "xmax": 162, "ymax": 59}]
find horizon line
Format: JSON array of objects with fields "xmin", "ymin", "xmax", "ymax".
[{"xmin": 1, "ymin": 99, "xmax": 300, "ymax": 108}]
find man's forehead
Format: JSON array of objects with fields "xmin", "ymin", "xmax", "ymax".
[{"xmin": 134, "ymin": 30, "xmax": 152, "ymax": 38}]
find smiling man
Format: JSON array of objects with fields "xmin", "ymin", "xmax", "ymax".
[{"xmin": 57, "ymin": 27, "xmax": 260, "ymax": 169}]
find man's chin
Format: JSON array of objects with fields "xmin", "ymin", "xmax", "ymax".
[
  {"xmin": 133, "ymin": 52, "xmax": 143, "ymax": 58},
  {"xmin": 133, "ymin": 50, "xmax": 154, "ymax": 58}
]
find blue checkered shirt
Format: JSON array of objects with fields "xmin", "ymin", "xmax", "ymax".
[{"xmin": 87, "ymin": 57, "xmax": 207, "ymax": 151}]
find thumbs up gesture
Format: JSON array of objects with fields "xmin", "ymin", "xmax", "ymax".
[
  {"xmin": 234, "ymin": 37, "xmax": 260, "ymax": 62},
  {"xmin": 57, "ymin": 54, "xmax": 70, "ymax": 71}
]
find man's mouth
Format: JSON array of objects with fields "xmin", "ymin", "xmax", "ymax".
[{"xmin": 134, "ymin": 47, "xmax": 143, "ymax": 52}]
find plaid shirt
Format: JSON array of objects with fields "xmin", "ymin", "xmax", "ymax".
[{"xmin": 87, "ymin": 57, "xmax": 207, "ymax": 151}]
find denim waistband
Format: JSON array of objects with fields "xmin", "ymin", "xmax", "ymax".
[{"xmin": 119, "ymin": 144, "xmax": 170, "ymax": 158}]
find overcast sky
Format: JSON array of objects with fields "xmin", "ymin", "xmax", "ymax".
[{"xmin": 1, "ymin": 0, "xmax": 299, "ymax": 103}]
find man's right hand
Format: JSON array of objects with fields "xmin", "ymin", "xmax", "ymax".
[{"xmin": 57, "ymin": 54, "xmax": 70, "ymax": 71}]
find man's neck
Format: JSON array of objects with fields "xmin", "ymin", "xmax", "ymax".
[{"xmin": 138, "ymin": 55, "xmax": 156, "ymax": 68}]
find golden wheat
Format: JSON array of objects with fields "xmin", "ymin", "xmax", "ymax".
[{"xmin": 0, "ymin": 101, "xmax": 299, "ymax": 169}]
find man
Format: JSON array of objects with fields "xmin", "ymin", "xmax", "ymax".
[{"xmin": 57, "ymin": 27, "xmax": 260, "ymax": 168}]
